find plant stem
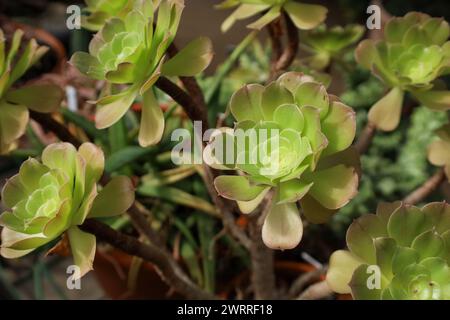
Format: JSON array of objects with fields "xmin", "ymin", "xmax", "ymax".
[
  {"xmin": 403, "ymin": 169, "xmax": 445, "ymax": 205},
  {"xmin": 81, "ymin": 219, "xmax": 215, "ymax": 300},
  {"xmin": 354, "ymin": 121, "xmax": 377, "ymax": 154}
]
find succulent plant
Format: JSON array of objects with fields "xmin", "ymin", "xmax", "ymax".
[
  {"xmin": 217, "ymin": 0, "xmax": 327, "ymax": 33},
  {"xmin": 327, "ymin": 201, "xmax": 450, "ymax": 300},
  {"xmin": 207, "ymin": 72, "xmax": 359, "ymax": 250},
  {"xmin": 428, "ymin": 123, "xmax": 450, "ymax": 182},
  {"xmin": 302, "ymin": 24, "xmax": 364, "ymax": 70},
  {"xmin": 0, "ymin": 143, "xmax": 135, "ymax": 277},
  {"xmin": 0, "ymin": 29, "xmax": 64, "ymax": 154},
  {"xmin": 71, "ymin": 0, "xmax": 213, "ymax": 147},
  {"xmin": 356, "ymin": 12, "xmax": 450, "ymax": 131}
]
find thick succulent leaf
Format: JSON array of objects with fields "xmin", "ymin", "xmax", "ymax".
[
  {"xmin": 414, "ymin": 90, "xmax": 450, "ymax": 111},
  {"xmin": 294, "ymin": 81, "xmax": 329, "ymax": 118},
  {"xmin": 376, "ymin": 201, "xmax": 403, "ymax": 226},
  {"xmin": 247, "ymin": 5, "xmax": 281, "ymax": 30},
  {"xmin": 1, "ymin": 227, "xmax": 49, "ymax": 251},
  {"xmin": 6, "ymin": 84, "xmax": 63, "ymax": 113},
  {"xmin": 230, "ymin": 84, "xmax": 264, "ymax": 122},
  {"xmin": 273, "ymin": 104, "xmax": 304, "ymax": 132},
  {"xmin": 42, "ymin": 143, "xmax": 77, "ymax": 183},
  {"xmin": 346, "ymin": 214, "xmax": 387, "ymax": 264},
  {"xmin": 277, "ymin": 179, "xmax": 313, "ymax": 204},
  {"xmin": 78, "ymin": 143, "xmax": 105, "ymax": 189},
  {"xmin": 0, "ymin": 101, "xmax": 29, "ymax": 146},
  {"xmin": 350, "ymin": 264, "xmax": 382, "ymax": 300},
  {"xmin": 355, "ymin": 39, "xmax": 377, "ymax": 69},
  {"xmin": 283, "ymin": 2, "xmax": 327, "ymax": 30},
  {"xmin": 67, "ymin": 226, "xmax": 96, "ymax": 279},
  {"xmin": 260, "ymin": 81, "xmax": 294, "ymax": 120},
  {"xmin": 391, "ymin": 246, "xmax": 420, "ymax": 274},
  {"xmin": 307, "ymin": 164, "xmax": 358, "ymax": 210},
  {"xmin": 422, "ymin": 202, "xmax": 450, "ymax": 235},
  {"xmin": 411, "ymin": 230, "xmax": 446, "ymax": 260},
  {"xmin": 321, "ymin": 101, "xmax": 356, "ymax": 156},
  {"xmin": 221, "ymin": 4, "xmax": 270, "ymax": 33},
  {"xmin": 89, "ymin": 176, "xmax": 135, "ymax": 218},
  {"xmin": 162, "ymin": 37, "xmax": 213, "ymax": 77},
  {"xmin": 72, "ymin": 184, "xmax": 97, "ymax": 226},
  {"xmin": 316, "ymin": 147, "xmax": 361, "ymax": 178},
  {"xmin": 300, "ymin": 106, "xmax": 328, "ymax": 168},
  {"xmin": 43, "ymin": 199, "xmax": 72, "ymax": 238},
  {"xmin": 374, "ymin": 237, "xmax": 397, "ymax": 280},
  {"xmin": 262, "ymin": 202, "xmax": 302, "ymax": 250},
  {"xmin": 327, "ymin": 250, "xmax": 362, "ymax": 294},
  {"xmin": 0, "ymin": 246, "xmax": 34, "ymax": 259},
  {"xmin": 300, "ymin": 194, "xmax": 337, "ymax": 224},
  {"xmin": 138, "ymin": 89, "xmax": 164, "ymax": 147},
  {"xmin": 1, "ymin": 174, "xmax": 27, "ymax": 209},
  {"xmin": 69, "ymin": 52, "xmax": 105, "ymax": 80},
  {"xmin": 105, "ymin": 62, "xmax": 136, "ymax": 84},
  {"xmin": 237, "ymin": 187, "xmax": 270, "ymax": 214},
  {"xmin": 387, "ymin": 205, "xmax": 432, "ymax": 246},
  {"xmin": 18, "ymin": 158, "xmax": 49, "ymax": 194},
  {"xmin": 214, "ymin": 175, "xmax": 267, "ymax": 201},
  {"xmin": 95, "ymin": 87, "xmax": 138, "ymax": 129},
  {"xmin": 368, "ymin": 87, "xmax": 404, "ymax": 131}
]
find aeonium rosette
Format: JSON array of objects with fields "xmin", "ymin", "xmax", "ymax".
[
  {"xmin": 327, "ymin": 202, "xmax": 450, "ymax": 300},
  {"xmin": 0, "ymin": 143, "xmax": 135, "ymax": 278},
  {"xmin": 356, "ymin": 12, "xmax": 450, "ymax": 131},
  {"xmin": 82, "ymin": 0, "xmax": 138, "ymax": 31},
  {"xmin": 71, "ymin": 0, "xmax": 213, "ymax": 147},
  {"xmin": 216, "ymin": 0, "xmax": 327, "ymax": 33},
  {"xmin": 206, "ymin": 72, "xmax": 359, "ymax": 250}
]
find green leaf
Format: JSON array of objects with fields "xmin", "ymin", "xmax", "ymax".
[
  {"xmin": 89, "ymin": 176, "xmax": 135, "ymax": 218},
  {"xmin": 260, "ymin": 81, "xmax": 294, "ymax": 120},
  {"xmin": 6, "ymin": 84, "xmax": 63, "ymax": 113},
  {"xmin": 349, "ymin": 264, "xmax": 382, "ymax": 300},
  {"xmin": 0, "ymin": 101, "xmax": 29, "ymax": 147},
  {"xmin": 78, "ymin": 143, "xmax": 105, "ymax": 189},
  {"xmin": 346, "ymin": 214, "xmax": 387, "ymax": 264},
  {"xmin": 67, "ymin": 226, "xmax": 96, "ymax": 279},
  {"xmin": 283, "ymin": 2, "xmax": 327, "ymax": 30},
  {"xmin": 95, "ymin": 87, "xmax": 138, "ymax": 129},
  {"xmin": 69, "ymin": 52, "xmax": 104, "ymax": 80},
  {"xmin": 214, "ymin": 175, "xmax": 267, "ymax": 201},
  {"xmin": 162, "ymin": 37, "xmax": 213, "ymax": 77},
  {"xmin": 273, "ymin": 104, "xmax": 304, "ymax": 132},
  {"xmin": 307, "ymin": 164, "xmax": 358, "ymax": 210},
  {"xmin": 326, "ymin": 250, "xmax": 362, "ymax": 294},
  {"xmin": 247, "ymin": 5, "xmax": 281, "ymax": 30},
  {"xmin": 368, "ymin": 87, "xmax": 404, "ymax": 131},
  {"xmin": 230, "ymin": 84, "xmax": 264, "ymax": 122},
  {"xmin": 220, "ymin": 4, "xmax": 269, "ymax": 33},
  {"xmin": 138, "ymin": 89, "xmax": 164, "ymax": 147},
  {"xmin": 262, "ymin": 202, "xmax": 302, "ymax": 250},
  {"xmin": 277, "ymin": 179, "xmax": 313, "ymax": 204},
  {"xmin": 1, "ymin": 174, "xmax": 27, "ymax": 209},
  {"xmin": 300, "ymin": 194, "xmax": 337, "ymax": 224},
  {"xmin": 294, "ymin": 81, "xmax": 329, "ymax": 118},
  {"xmin": 321, "ymin": 101, "xmax": 356, "ymax": 156},
  {"xmin": 414, "ymin": 90, "xmax": 450, "ymax": 111}
]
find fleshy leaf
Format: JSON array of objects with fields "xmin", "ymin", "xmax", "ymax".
[
  {"xmin": 138, "ymin": 89, "xmax": 164, "ymax": 147},
  {"xmin": 89, "ymin": 176, "xmax": 135, "ymax": 218},
  {"xmin": 162, "ymin": 37, "xmax": 213, "ymax": 76},
  {"xmin": 214, "ymin": 175, "xmax": 267, "ymax": 201},
  {"xmin": 262, "ymin": 202, "xmax": 302, "ymax": 250},
  {"xmin": 327, "ymin": 250, "xmax": 362, "ymax": 294},
  {"xmin": 67, "ymin": 226, "xmax": 96, "ymax": 279},
  {"xmin": 368, "ymin": 87, "xmax": 404, "ymax": 131},
  {"xmin": 283, "ymin": 2, "xmax": 327, "ymax": 30}
]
